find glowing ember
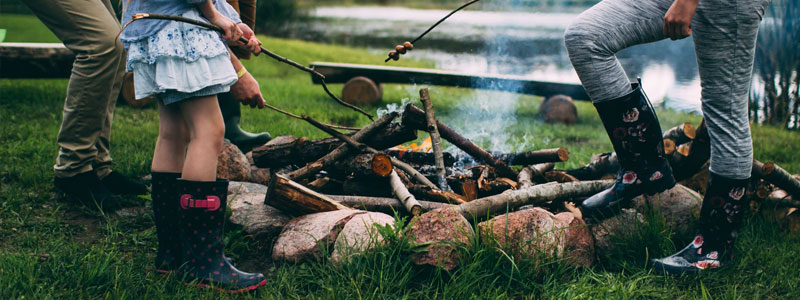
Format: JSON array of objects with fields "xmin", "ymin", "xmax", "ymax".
[{"xmin": 391, "ymin": 136, "xmax": 433, "ymax": 152}]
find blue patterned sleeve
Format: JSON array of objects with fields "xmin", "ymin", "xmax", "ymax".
[{"xmin": 214, "ymin": 0, "xmax": 242, "ymax": 24}]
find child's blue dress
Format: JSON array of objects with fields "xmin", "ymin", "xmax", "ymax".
[{"xmin": 123, "ymin": 8, "xmax": 237, "ymax": 105}]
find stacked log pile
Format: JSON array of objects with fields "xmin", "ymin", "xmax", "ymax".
[{"xmin": 216, "ymin": 90, "xmax": 800, "ymax": 270}]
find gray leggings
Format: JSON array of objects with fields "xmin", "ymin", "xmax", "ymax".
[{"xmin": 564, "ymin": 0, "xmax": 770, "ymax": 179}]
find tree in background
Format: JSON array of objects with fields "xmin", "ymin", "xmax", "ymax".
[{"xmin": 751, "ymin": 0, "xmax": 799, "ymax": 129}]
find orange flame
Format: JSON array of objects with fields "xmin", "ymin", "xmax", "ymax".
[{"xmin": 391, "ymin": 136, "xmax": 433, "ymax": 152}]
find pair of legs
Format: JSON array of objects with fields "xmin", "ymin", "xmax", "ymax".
[
  {"xmin": 151, "ymin": 96, "xmax": 224, "ymax": 181},
  {"xmin": 564, "ymin": 0, "xmax": 770, "ymax": 273}
]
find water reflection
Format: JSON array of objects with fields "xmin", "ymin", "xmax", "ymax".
[{"xmin": 284, "ymin": 6, "xmax": 708, "ymax": 112}]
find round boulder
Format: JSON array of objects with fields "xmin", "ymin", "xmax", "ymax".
[
  {"xmin": 216, "ymin": 140, "xmax": 250, "ymax": 182},
  {"xmin": 331, "ymin": 212, "xmax": 395, "ymax": 262},
  {"xmin": 633, "ymin": 184, "xmax": 702, "ymax": 237},
  {"xmin": 407, "ymin": 208, "xmax": 473, "ymax": 270}
]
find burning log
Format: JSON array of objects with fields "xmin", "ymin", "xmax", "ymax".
[
  {"xmin": 488, "ymin": 148, "xmax": 569, "ymax": 165},
  {"xmin": 265, "ymin": 174, "xmax": 350, "ymax": 216},
  {"xmin": 454, "ymin": 180, "xmax": 614, "ymax": 220},
  {"xmin": 252, "ymin": 122, "xmax": 416, "ymax": 169},
  {"xmin": 402, "ymin": 104, "xmax": 518, "ymax": 178},
  {"xmin": 385, "ymin": 150, "xmax": 455, "ymax": 167},
  {"xmin": 389, "ymin": 170, "xmax": 423, "ymax": 216},
  {"xmin": 303, "ymin": 115, "xmax": 439, "ymax": 189},
  {"xmin": 286, "ymin": 112, "xmax": 398, "ymax": 181},
  {"xmin": 564, "ymin": 153, "xmax": 619, "ymax": 180},
  {"xmin": 753, "ymin": 160, "xmax": 800, "ymax": 198},
  {"xmin": 329, "ymin": 153, "xmax": 393, "ymax": 179},
  {"xmin": 419, "ymin": 88, "xmax": 451, "ymax": 191},
  {"xmin": 327, "ymin": 194, "xmax": 450, "ymax": 215},
  {"xmin": 663, "ymin": 122, "xmax": 696, "ymax": 145}
]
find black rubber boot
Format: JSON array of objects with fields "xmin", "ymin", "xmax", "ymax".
[
  {"xmin": 652, "ymin": 172, "xmax": 749, "ymax": 275},
  {"xmin": 102, "ymin": 170, "xmax": 148, "ymax": 195},
  {"xmin": 178, "ymin": 179, "xmax": 266, "ymax": 293},
  {"xmin": 580, "ymin": 84, "xmax": 675, "ymax": 220},
  {"xmin": 218, "ymin": 92, "xmax": 271, "ymax": 154},
  {"xmin": 54, "ymin": 170, "xmax": 120, "ymax": 212},
  {"xmin": 151, "ymin": 172, "xmax": 182, "ymax": 273}
]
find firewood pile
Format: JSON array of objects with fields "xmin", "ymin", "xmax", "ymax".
[{"xmin": 220, "ymin": 88, "xmax": 799, "ymax": 270}]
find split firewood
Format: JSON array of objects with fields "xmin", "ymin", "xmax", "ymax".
[
  {"xmin": 409, "ymin": 185, "xmax": 468, "ymax": 204},
  {"xmin": 564, "ymin": 152, "xmax": 619, "ymax": 180},
  {"xmin": 402, "ymin": 104, "xmax": 518, "ymax": 178},
  {"xmin": 385, "ymin": 150, "xmax": 455, "ymax": 167},
  {"xmin": 663, "ymin": 122, "xmax": 696, "ymax": 145},
  {"xmin": 253, "ymin": 122, "xmax": 416, "ymax": 169},
  {"xmin": 329, "ymin": 152, "xmax": 393, "ymax": 179},
  {"xmin": 303, "ymin": 115, "xmax": 438, "ymax": 189},
  {"xmin": 460, "ymin": 179, "xmax": 479, "ymax": 201},
  {"xmin": 753, "ymin": 160, "xmax": 800, "ymax": 198},
  {"xmin": 265, "ymin": 174, "xmax": 350, "ymax": 216},
  {"xmin": 544, "ymin": 171, "xmax": 579, "ymax": 183},
  {"xmin": 389, "ymin": 170, "xmax": 423, "ymax": 216},
  {"xmin": 672, "ymin": 119, "xmax": 710, "ymax": 181},
  {"xmin": 327, "ymin": 194, "xmax": 449, "ymax": 215},
  {"xmin": 286, "ymin": 112, "xmax": 398, "ymax": 181},
  {"xmin": 419, "ymin": 88, "xmax": 451, "ymax": 192},
  {"xmin": 488, "ymin": 148, "xmax": 569, "ymax": 165},
  {"xmin": 452, "ymin": 180, "xmax": 614, "ymax": 220}
]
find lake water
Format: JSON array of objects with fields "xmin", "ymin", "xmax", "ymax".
[{"xmin": 284, "ymin": 6, "xmax": 707, "ymax": 113}]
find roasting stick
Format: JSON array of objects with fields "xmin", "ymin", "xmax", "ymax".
[
  {"xmin": 384, "ymin": 0, "xmax": 481, "ymax": 62},
  {"xmin": 302, "ymin": 115, "xmax": 439, "ymax": 190},
  {"xmin": 121, "ymin": 13, "xmax": 374, "ymax": 120}
]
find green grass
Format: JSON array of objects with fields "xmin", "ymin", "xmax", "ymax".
[{"xmin": 2, "ymin": 14, "xmax": 800, "ymax": 299}]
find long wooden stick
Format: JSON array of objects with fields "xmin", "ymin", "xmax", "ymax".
[
  {"xmin": 419, "ymin": 88, "xmax": 451, "ymax": 191},
  {"xmin": 124, "ymin": 13, "xmax": 374, "ymax": 120},
  {"xmin": 327, "ymin": 194, "xmax": 451, "ymax": 214},
  {"xmin": 755, "ymin": 161, "xmax": 800, "ymax": 197},
  {"xmin": 402, "ymin": 104, "xmax": 518, "ymax": 178},
  {"xmin": 302, "ymin": 115, "xmax": 439, "ymax": 189},
  {"xmin": 287, "ymin": 112, "xmax": 396, "ymax": 181},
  {"xmin": 389, "ymin": 170, "xmax": 423, "ymax": 215}
]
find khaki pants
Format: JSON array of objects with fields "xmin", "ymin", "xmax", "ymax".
[{"xmin": 25, "ymin": 0, "xmax": 126, "ymax": 178}]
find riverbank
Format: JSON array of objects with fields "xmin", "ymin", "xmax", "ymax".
[{"xmin": 2, "ymin": 14, "xmax": 799, "ymax": 299}]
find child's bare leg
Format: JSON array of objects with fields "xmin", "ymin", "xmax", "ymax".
[
  {"xmin": 152, "ymin": 102, "xmax": 189, "ymax": 173},
  {"xmin": 179, "ymin": 95, "xmax": 225, "ymax": 181}
]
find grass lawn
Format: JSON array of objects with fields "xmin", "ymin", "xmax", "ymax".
[{"xmin": 2, "ymin": 14, "xmax": 800, "ymax": 299}]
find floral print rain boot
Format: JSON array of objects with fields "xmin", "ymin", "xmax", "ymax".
[
  {"xmin": 151, "ymin": 172, "xmax": 182, "ymax": 273},
  {"xmin": 580, "ymin": 84, "xmax": 676, "ymax": 220},
  {"xmin": 178, "ymin": 178, "xmax": 266, "ymax": 293},
  {"xmin": 652, "ymin": 172, "xmax": 749, "ymax": 275}
]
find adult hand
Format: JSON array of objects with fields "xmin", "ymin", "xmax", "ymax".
[
  {"xmin": 230, "ymin": 71, "xmax": 266, "ymax": 108},
  {"xmin": 230, "ymin": 23, "xmax": 262, "ymax": 55},
  {"xmin": 663, "ymin": 0, "xmax": 698, "ymax": 40},
  {"xmin": 208, "ymin": 12, "xmax": 242, "ymax": 42}
]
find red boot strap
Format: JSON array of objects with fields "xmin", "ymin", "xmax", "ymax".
[{"xmin": 180, "ymin": 194, "xmax": 221, "ymax": 211}]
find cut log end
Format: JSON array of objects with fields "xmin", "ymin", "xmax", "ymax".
[
  {"xmin": 341, "ymin": 76, "xmax": 382, "ymax": 106},
  {"xmin": 371, "ymin": 153, "xmax": 394, "ymax": 177},
  {"xmin": 763, "ymin": 162, "xmax": 776, "ymax": 175},
  {"xmin": 557, "ymin": 148, "xmax": 570, "ymax": 162},
  {"xmin": 663, "ymin": 139, "xmax": 676, "ymax": 155},
  {"xmin": 683, "ymin": 122, "xmax": 697, "ymax": 139},
  {"xmin": 677, "ymin": 144, "xmax": 691, "ymax": 156}
]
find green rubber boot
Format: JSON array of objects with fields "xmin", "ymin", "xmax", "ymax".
[{"xmin": 218, "ymin": 92, "xmax": 271, "ymax": 153}]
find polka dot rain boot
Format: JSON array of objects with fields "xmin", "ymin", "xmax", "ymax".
[{"xmin": 151, "ymin": 172, "xmax": 182, "ymax": 273}]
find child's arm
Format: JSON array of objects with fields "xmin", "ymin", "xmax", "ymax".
[
  {"xmin": 228, "ymin": 48, "xmax": 266, "ymax": 108},
  {"xmin": 197, "ymin": 0, "xmax": 242, "ymax": 41}
]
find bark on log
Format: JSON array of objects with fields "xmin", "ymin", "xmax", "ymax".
[
  {"xmin": 389, "ymin": 170, "xmax": 423, "ymax": 215},
  {"xmin": 454, "ymin": 180, "xmax": 615, "ymax": 220},
  {"xmin": 461, "ymin": 180, "xmax": 478, "ymax": 201},
  {"xmin": 385, "ymin": 150, "xmax": 455, "ymax": 167},
  {"xmin": 327, "ymin": 194, "xmax": 451, "ymax": 214},
  {"xmin": 329, "ymin": 153, "xmax": 393, "ymax": 179},
  {"xmin": 563, "ymin": 153, "xmax": 619, "ymax": 180},
  {"xmin": 488, "ymin": 148, "xmax": 569, "ymax": 165},
  {"xmin": 530, "ymin": 162, "xmax": 555, "ymax": 183},
  {"xmin": 285, "ymin": 112, "xmax": 397, "ymax": 181},
  {"xmin": 543, "ymin": 171, "xmax": 579, "ymax": 183},
  {"xmin": 663, "ymin": 122, "xmax": 696, "ymax": 145},
  {"xmin": 419, "ymin": 88, "xmax": 451, "ymax": 191},
  {"xmin": 253, "ymin": 122, "xmax": 415, "ymax": 169},
  {"xmin": 402, "ymin": 104, "xmax": 518, "ymax": 178},
  {"xmin": 757, "ymin": 162, "xmax": 800, "ymax": 198},
  {"xmin": 409, "ymin": 185, "xmax": 468, "ymax": 204},
  {"xmin": 518, "ymin": 167, "xmax": 535, "ymax": 189},
  {"xmin": 265, "ymin": 174, "xmax": 350, "ymax": 216}
]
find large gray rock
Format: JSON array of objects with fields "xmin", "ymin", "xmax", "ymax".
[
  {"xmin": 478, "ymin": 208, "xmax": 566, "ymax": 261},
  {"xmin": 633, "ymin": 184, "xmax": 702, "ymax": 237},
  {"xmin": 272, "ymin": 210, "xmax": 365, "ymax": 263},
  {"xmin": 590, "ymin": 208, "xmax": 645, "ymax": 253},
  {"xmin": 217, "ymin": 140, "xmax": 250, "ymax": 182},
  {"xmin": 331, "ymin": 212, "xmax": 395, "ymax": 262},
  {"xmin": 554, "ymin": 212, "xmax": 595, "ymax": 267},
  {"xmin": 228, "ymin": 190, "xmax": 290, "ymax": 245},
  {"xmin": 408, "ymin": 208, "xmax": 474, "ymax": 270},
  {"xmin": 228, "ymin": 181, "xmax": 269, "ymax": 195}
]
